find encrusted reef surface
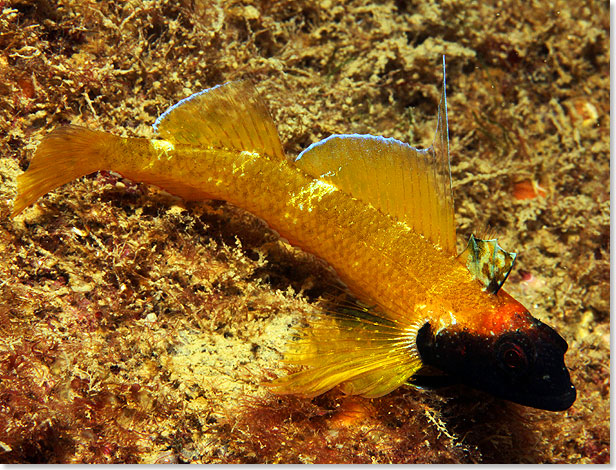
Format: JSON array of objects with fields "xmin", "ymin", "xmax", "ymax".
[{"xmin": 0, "ymin": 0, "xmax": 609, "ymax": 463}]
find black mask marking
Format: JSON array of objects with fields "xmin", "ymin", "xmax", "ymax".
[{"xmin": 415, "ymin": 320, "xmax": 576, "ymax": 411}]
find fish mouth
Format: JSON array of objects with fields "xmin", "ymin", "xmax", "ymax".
[{"xmin": 527, "ymin": 384, "xmax": 577, "ymax": 412}]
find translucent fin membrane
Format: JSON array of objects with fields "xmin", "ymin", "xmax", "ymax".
[
  {"xmin": 153, "ymin": 80, "xmax": 285, "ymax": 160},
  {"xmin": 294, "ymin": 58, "xmax": 456, "ymax": 253},
  {"xmin": 267, "ymin": 306, "xmax": 423, "ymax": 398},
  {"xmin": 12, "ymin": 126, "xmax": 114, "ymax": 217},
  {"xmin": 459, "ymin": 234, "xmax": 517, "ymax": 294}
]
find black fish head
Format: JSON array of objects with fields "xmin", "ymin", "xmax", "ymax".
[{"xmin": 416, "ymin": 317, "xmax": 576, "ymax": 411}]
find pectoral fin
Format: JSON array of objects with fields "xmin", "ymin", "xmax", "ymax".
[{"xmin": 267, "ymin": 308, "xmax": 423, "ymax": 399}]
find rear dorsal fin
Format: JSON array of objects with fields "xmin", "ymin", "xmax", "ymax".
[
  {"xmin": 294, "ymin": 58, "xmax": 456, "ymax": 253},
  {"xmin": 153, "ymin": 80, "xmax": 286, "ymax": 160}
]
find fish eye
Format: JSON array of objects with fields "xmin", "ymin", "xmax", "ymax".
[{"xmin": 499, "ymin": 342, "xmax": 528, "ymax": 370}]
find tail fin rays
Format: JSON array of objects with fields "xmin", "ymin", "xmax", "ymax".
[{"xmin": 12, "ymin": 126, "xmax": 114, "ymax": 217}]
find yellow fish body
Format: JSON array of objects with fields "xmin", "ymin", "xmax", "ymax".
[{"xmin": 12, "ymin": 60, "xmax": 575, "ymax": 410}]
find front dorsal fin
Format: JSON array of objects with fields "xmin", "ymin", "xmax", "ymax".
[
  {"xmin": 153, "ymin": 80, "xmax": 286, "ymax": 160},
  {"xmin": 294, "ymin": 57, "xmax": 456, "ymax": 253},
  {"xmin": 460, "ymin": 234, "xmax": 517, "ymax": 294}
]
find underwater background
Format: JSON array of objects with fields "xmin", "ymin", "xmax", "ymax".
[{"xmin": 0, "ymin": 0, "xmax": 609, "ymax": 463}]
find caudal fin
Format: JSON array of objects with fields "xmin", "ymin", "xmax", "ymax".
[{"xmin": 12, "ymin": 126, "xmax": 116, "ymax": 217}]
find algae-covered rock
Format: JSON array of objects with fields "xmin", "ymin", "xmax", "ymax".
[{"xmin": 0, "ymin": 0, "xmax": 608, "ymax": 463}]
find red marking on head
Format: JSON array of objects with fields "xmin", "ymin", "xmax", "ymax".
[{"xmin": 480, "ymin": 290, "xmax": 535, "ymax": 336}]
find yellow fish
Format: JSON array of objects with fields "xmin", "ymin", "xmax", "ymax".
[{"xmin": 12, "ymin": 58, "xmax": 575, "ymax": 411}]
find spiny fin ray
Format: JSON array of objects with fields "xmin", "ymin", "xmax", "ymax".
[{"xmin": 459, "ymin": 234, "xmax": 517, "ymax": 294}]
